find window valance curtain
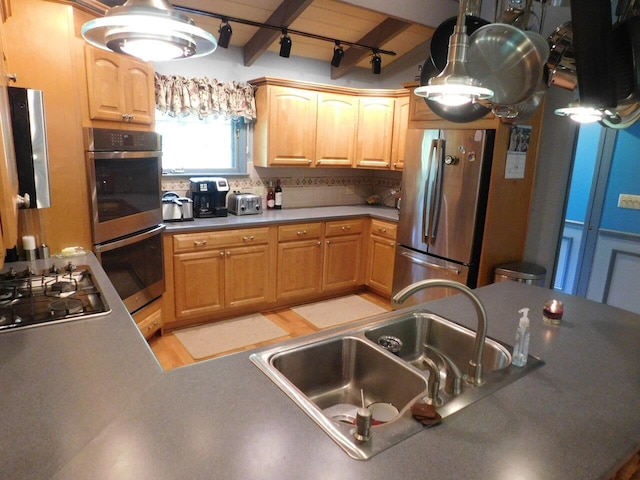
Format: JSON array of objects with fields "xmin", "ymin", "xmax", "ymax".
[{"xmin": 154, "ymin": 73, "xmax": 257, "ymax": 122}]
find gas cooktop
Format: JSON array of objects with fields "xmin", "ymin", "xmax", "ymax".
[{"xmin": 0, "ymin": 262, "xmax": 111, "ymax": 332}]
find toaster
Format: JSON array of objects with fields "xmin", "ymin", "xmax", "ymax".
[{"xmin": 227, "ymin": 192, "xmax": 262, "ymax": 215}]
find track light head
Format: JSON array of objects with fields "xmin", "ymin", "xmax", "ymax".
[
  {"xmin": 371, "ymin": 50, "xmax": 381, "ymax": 74},
  {"xmin": 279, "ymin": 28, "xmax": 292, "ymax": 58},
  {"xmin": 218, "ymin": 18, "xmax": 232, "ymax": 48},
  {"xmin": 331, "ymin": 41, "xmax": 344, "ymax": 68}
]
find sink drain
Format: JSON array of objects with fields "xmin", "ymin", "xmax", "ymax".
[{"xmin": 377, "ymin": 335, "xmax": 403, "ymax": 355}]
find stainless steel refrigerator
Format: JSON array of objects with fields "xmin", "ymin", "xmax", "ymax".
[{"xmin": 392, "ymin": 128, "xmax": 495, "ymax": 306}]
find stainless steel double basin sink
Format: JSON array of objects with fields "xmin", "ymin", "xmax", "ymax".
[{"xmin": 250, "ymin": 308, "xmax": 543, "ymax": 460}]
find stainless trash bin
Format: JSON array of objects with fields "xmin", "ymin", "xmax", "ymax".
[{"xmin": 494, "ymin": 262, "xmax": 546, "ymax": 286}]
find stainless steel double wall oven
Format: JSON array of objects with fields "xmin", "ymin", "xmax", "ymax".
[{"xmin": 85, "ymin": 127, "xmax": 165, "ymax": 314}]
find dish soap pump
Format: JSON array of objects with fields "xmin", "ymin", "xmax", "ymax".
[{"xmin": 512, "ymin": 307, "xmax": 530, "ymax": 367}]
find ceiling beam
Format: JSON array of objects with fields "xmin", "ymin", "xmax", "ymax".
[
  {"xmin": 331, "ymin": 17, "xmax": 411, "ymax": 79},
  {"xmin": 243, "ymin": 0, "xmax": 314, "ymax": 66}
]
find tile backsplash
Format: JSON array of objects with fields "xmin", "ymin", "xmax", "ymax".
[{"xmin": 162, "ymin": 163, "xmax": 402, "ymax": 209}]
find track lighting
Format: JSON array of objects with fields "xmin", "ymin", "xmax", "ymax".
[
  {"xmin": 81, "ymin": 0, "xmax": 217, "ymax": 62},
  {"xmin": 279, "ymin": 29, "xmax": 292, "ymax": 58},
  {"xmin": 218, "ymin": 18, "xmax": 232, "ymax": 49},
  {"xmin": 331, "ymin": 41, "xmax": 344, "ymax": 68},
  {"xmin": 371, "ymin": 50, "xmax": 382, "ymax": 74}
]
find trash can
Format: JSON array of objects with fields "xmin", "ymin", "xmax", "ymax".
[{"xmin": 494, "ymin": 261, "xmax": 546, "ymax": 286}]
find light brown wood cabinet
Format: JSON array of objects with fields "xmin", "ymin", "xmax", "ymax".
[
  {"xmin": 84, "ymin": 45, "xmax": 154, "ymax": 126},
  {"xmin": 256, "ymin": 85, "xmax": 317, "ymax": 166},
  {"xmin": 170, "ymin": 227, "xmax": 273, "ymax": 322},
  {"xmin": 133, "ymin": 297, "xmax": 163, "ymax": 339},
  {"xmin": 163, "ymin": 218, "xmax": 374, "ymax": 330},
  {"xmin": 276, "ymin": 223, "xmax": 323, "ymax": 299},
  {"xmin": 391, "ymin": 95, "xmax": 409, "ymax": 170},
  {"xmin": 315, "ymin": 92, "xmax": 358, "ymax": 167},
  {"xmin": 354, "ymin": 97, "xmax": 395, "ymax": 169},
  {"xmin": 322, "ymin": 219, "xmax": 364, "ymax": 291},
  {"xmin": 251, "ymin": 77, "xmax": 408, "ymax": 170},
  {"xmin": 365, "ymin": 219, "xmax": 397, "ymax": 297}
]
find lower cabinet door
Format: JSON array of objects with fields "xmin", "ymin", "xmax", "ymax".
[
  {"xmin": 366, "ymin": 234, "xmax": 396, "ymax": 296},
  {"xmin": 224, "ymin": 244, "xmax": 271, "ymax": 308},
  {"xmin": 277, "ymin": 239, "xmax": 322, "ymax": 299},
  {"xmin": 323, "ymin": 234, "xmax": 362, "ymax": 291},
  {"xmin": 173, "ymin": 250, "xmax": 225, "ymax": 319}
]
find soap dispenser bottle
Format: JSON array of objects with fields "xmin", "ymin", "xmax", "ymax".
[{"xmin": 512, "ymin": 307, "xmax": 530, "ymax": 367}]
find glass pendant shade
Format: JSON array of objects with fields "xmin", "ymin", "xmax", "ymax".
[{"xmin": 81, "ymin": 0, "xmax": 217, "ymax": 62}]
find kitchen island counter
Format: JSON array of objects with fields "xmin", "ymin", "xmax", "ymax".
[
  {"xmin": 164, "ymin": 205, "xmax": 399, "ymax": 232},
  {"xmin": 1, "ymin": 255, "xmax": 639, "ymax": 479}
]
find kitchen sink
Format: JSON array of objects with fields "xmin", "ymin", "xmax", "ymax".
[{"xmin": 250, "ymin": 308, "xmax": 544, "ymax": 460}]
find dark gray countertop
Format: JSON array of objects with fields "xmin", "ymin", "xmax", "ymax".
[
  {"xmin": 1, "ymin": 254, "xmax": 639, "ymax": 479},
  {"xmin": 164, "ymin": 205, "xmax": 400, "ymax": 232}
]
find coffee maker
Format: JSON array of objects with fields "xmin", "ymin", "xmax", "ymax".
[{"xmin": 190, "ymin": 177, "xmax": 229, "ymax": 218}]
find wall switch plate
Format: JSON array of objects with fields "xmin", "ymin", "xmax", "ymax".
[{"xmin": 618, "ymin": 194, "xmax": 640, "ymax": 210}]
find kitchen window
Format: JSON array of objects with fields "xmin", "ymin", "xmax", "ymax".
[{"xmin": 156, "ymin": 113, "xmax": 248, "ymax": 176}]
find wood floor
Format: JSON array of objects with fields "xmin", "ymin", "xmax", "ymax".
[{"xmin": 148, "ymin": 292, "xmax": 392, "ymax": 371}]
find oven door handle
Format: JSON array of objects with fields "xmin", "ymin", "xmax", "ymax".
[{"xmin": 94, "ymin": 225, "xmax": 166, "ymax": 253}]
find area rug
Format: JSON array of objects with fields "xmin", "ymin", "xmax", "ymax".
[
  {"xmin": 292, "ymin": 295, "xmax": 387, "ymax": 329},
  {"xmin": 174, "ymin": 314, "xmax": 288, "ymax": 359}
]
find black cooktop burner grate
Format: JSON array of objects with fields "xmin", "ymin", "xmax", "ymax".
[{"xmin": 0, "ymin": 263, "xmax": 110, "ymax": 332}]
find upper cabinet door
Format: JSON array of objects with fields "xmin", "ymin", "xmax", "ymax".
[
  {"xmin": 123, "ymin": 61, "xmax": 154, "ymax": 125},
  {"xmin": 355, "ymin": 97, "xmax": 394, "ymax": 169},
  {"xmin": 316, "ymin": 92, "xmax": 357, "ymax": 167},
  {"xmin": 391, "ymin": 95, "xmax": 409, "ymax": 170},
  {"xmin": 85, "ymin": 46, "xmax": 154, "ymax": 125},
  {"xmin": 85, "ymin": 47, "xmax": 127, "ymax": 122},
  {"xmin": 267, "ymin": 86, "xmax": 317, "ymax": 166}
]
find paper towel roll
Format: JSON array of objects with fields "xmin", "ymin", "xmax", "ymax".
[{"xmin": 22, "ymin": 235, "xmax": 36, "ymax": 251}]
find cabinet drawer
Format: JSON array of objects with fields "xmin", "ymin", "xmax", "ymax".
[
  {"xmin": 325, "ymin": 219, "xmax": 364, "ymax": 237},
  {"xmin": 135, "ymin": 308, "xmax": 162, "ymax": 339},
  {"xmin": 370, "ymin": 219, "xmax": 397, "ymax": 240},
  {"xmin": 278, "ymin": 223, "xmax": 322, "ymax": 242},
  {"xmin": 173, "ymin": 228, "xmax": 269, "ymax": 253}
]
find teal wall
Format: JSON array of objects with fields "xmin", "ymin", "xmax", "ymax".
[
  {"xmin": 565, "ymin": 123, "xmax": 600, "ymax": 223},
  {"xmin": 600, "ymin": 121, "xmax": 640, "ymax": 234}
]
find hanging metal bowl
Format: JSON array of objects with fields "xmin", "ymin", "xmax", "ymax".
[{"xmin": 467, "ymin": 23, "xmax": 550, "ymax": 106}]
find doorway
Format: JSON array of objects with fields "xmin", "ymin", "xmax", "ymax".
[{"xmin": 554, "ymin": 121, "xmax": 640, "ymax": 314}]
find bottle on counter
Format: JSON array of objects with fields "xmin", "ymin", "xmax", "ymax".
[
  {"xmin": 266, "ymin": 181, "xmax": 275, "ymax": 210},
  {"xmin": 274, "ymin": 179, "xmax": 282, "ymax": 209},
  {"xmin": 512, "ymin": 307, "xmax": 530, "ymax": 367}
]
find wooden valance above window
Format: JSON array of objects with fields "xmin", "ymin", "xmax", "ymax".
[{"xmin": 154, "ymin": 73, "xmax": 257, "ymax": 122}]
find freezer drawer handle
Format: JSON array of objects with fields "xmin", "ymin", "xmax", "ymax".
[{"xmin": 400, "ymin": 251, "xmax": 461, "ymax": 275}]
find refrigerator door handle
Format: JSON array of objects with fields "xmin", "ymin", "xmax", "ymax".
[
  {"xmin": 400, "ymin": 251, "xmax": 461, "ymax": 275},
  {"xmin": 430, "ymin": 138, "xmax": 445, "ymax": 240},
  {"xmin": 423, "ymin": 138, "xmax": 439, "ymax": 243}
]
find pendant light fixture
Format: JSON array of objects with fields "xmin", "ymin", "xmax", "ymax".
[
  {"xmin": 81, "ymin": 0, "xmax": 217, "ymax": 62},
  {"xmin": 414, "ymin": 0, "xmax": 493, "ymax": 105}
]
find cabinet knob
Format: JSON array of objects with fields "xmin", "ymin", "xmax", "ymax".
[
  {"xmin": 341, "ymin": 225, "xmax": 351, "ymax": 231},
  {"xmin": 226, "ymin": 251, "xmax": 231, "ymax": 256},
  {"xmin": 317, "ymin": 241, "xmax": 321, "ymax": 246},
  {"xmin": 378, "ymin": 228, "xmax": 387, "ymax": 233},
  {"xmin": 307, "ymin": 160, "xmax": 312, "ymax": 164},
  {"xmin": 296, "ymin": 230, "xmax": 307, "ymax": 235},
  {"xmin": 6, "ymin": 73, "xmax": 17, "ymax": 83},
  {"xmin": 219, "ymin": 251, "xmax": 224, "ymax": 256}
]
